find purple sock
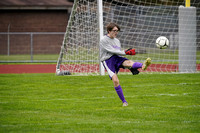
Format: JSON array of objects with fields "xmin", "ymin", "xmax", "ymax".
[
  {"xmin": 132, "ymin": 62, "xmax": 142, "ymax": 69},
  {"xmin": 114, "ymin": 85, "xmax": 127, "ymax": 103}
]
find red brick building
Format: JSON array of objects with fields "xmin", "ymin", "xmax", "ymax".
[{"xmin": 0, "ymin": 0, "xmax": 73, "ymax": 55}]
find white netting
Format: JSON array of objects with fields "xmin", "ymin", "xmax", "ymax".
[{"xmin": 57, "ymin": 0, "xmax": 200, "ymax": 75}]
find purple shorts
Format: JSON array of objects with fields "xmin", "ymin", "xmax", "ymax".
[{"xmin": 102, "ymin": 55, "xmax": 128, "ymax": 79}]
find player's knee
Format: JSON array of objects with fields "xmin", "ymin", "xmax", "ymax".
[
  {"xmin": 123, "ymin": 60, "xmax": 134, "ymax": 68},
  {"xmin": 112, "ymin": 78, "xmax": 119, "ymax": 87}
]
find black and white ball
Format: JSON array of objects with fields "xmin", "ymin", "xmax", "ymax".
[{"xmin": 156, "ymin": 36, "xmax": 169, "ymax": 49}]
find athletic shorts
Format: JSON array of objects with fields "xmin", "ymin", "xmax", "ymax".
[{"xmin": 102, "ymin": 55, "xmax": 128, "ymax": 79}]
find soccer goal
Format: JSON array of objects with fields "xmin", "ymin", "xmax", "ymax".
[{"xmin": 56, "ymin": 0, "xmax": 200, "ymax": 75}]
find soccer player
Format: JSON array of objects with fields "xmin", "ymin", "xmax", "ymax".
[{"xmin": 100, "ymin": 23, "xmax": 151, "ymax": 106}]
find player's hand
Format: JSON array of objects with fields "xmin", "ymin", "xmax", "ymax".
[{"xmin": 125, "ymin": 48, "xmax": 136, "ymax": 55}]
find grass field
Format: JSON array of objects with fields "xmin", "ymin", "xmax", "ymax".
[{"xmin": 0, "ymin": 73, "xmax": 200, "ymax": 132}]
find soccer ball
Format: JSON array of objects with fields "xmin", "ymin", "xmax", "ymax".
[{"xmin": 155, "ymin": 36, "xmax": 169, "ymax": 49}]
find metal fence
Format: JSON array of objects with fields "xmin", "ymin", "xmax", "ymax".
[{"xmin": 0, "ymin": 32, "xmax": 65, "ymax": 62}]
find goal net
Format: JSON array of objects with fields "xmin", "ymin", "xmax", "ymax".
[{"xmin": 56, "ymin": 0, "xmax": 200, "ymax": 75}]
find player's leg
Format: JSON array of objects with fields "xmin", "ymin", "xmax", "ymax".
[
  {"xmin": 122, "ymin": 58, "xmax": 151, "ymax": 72},
  {"xmin": 122, "ymin": 60, "xmax": 142, "ymax": 69},
  {"xmin": 122, "ymin": 60, "xmax": 142, "ymax": 75},
  {"xmin": 112, "ymin": 73, "xmax": 120, "ymax": 87},
  {"xmin": 102, "ymin": 60, "xmax": 128, "ymax": 106},
  {"xmin": 112, "ymin": 74, "xmax": 128, "ymax": 106}
]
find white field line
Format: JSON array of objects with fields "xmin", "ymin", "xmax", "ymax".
[
  {"xmin": 0, "ymin": 83, "xmax": 199, "ymax": 102},
  {"xmin": 2, "ymin": 120, "xmax": 200, "ymax": 128},
  {"xmin": 29, "ymin": 91, "xmax": 200, "ymax": 102}
]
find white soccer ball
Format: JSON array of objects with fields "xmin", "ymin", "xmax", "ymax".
[{"xmin": 155, "ymin": 36, "xmax": 169, "ymax": 49}]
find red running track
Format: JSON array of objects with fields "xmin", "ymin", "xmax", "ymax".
[
  {"xmin": 0, "ymin": 64, "xmax": 56, "ymax": 74},
  {"xmin": 0, "ymin": 64, "xmax": 199, "ymax": 74}
]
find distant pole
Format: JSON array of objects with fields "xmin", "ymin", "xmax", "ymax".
[
  {"xmin": 30, "ymin": 33, "xmax": 33, "ymax": 62},
  {"xmin": 7, "ymin": 24, "xmax": 10, "ymax": 56},
  {"xmin": 185, "ymin": 0, "xmax": 190, "ymax": 7}
]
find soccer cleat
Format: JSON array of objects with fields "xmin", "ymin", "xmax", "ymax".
[
  {"xmin": 129, "ymin": 68, "xmax": 140, "ymax": 75},
  {"xmin": 142, "ymin": 58, "xmax": 151, "ymax": 70},
  {"xmin": 123, "ymin": 102, "xmax": 128, "ymax": 107}
]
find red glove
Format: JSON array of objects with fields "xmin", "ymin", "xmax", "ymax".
[{"xmin": 125, "ymin": 48, "xmax": 136, "ymax": 55}]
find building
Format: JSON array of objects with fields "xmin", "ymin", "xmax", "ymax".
[{"xmin": 0, "ymin": 0, "xmax": 73, "ymax": 55}]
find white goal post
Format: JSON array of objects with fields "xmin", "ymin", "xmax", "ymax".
[{"xmin": 56, "ymin": 0, "xmax": 200, "ymax": 75}]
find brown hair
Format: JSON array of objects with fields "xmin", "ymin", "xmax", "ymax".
[{"xmin": 106, "ymin": 23, "xmax": 120, "ymax": 33}]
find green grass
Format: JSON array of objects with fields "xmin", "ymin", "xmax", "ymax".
[
  {"xmin": 0, "ymin": 55, "xmax": 58, "ymax": 62},
  {"xmin": 0, "ymin": 73, "xmax": 200, "ymax": 132}
]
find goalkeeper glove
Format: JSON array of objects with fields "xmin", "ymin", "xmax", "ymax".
[{"xmin": 125, "ymin": 48, "xmax": 136, "ymax": 55}]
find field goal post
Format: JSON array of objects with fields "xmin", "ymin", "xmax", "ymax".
[
  {"xmin": 56, "ymin": 0, "xmax": 105, "ymax": 75},
  {"xmin": 56, "ymin": 0, "xmax": 199, "ymax": 75},
  {"xmin": 97, "ymin": 0, "xmax": 105, "ymax": 75}
]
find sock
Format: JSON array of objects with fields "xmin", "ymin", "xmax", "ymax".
[
  {"xmin": 132, "ymin": 62, "xmax": 142, "ymax": 69},
  {"xmin": 114, "ymin": 85, "xmax": 127, "ymax": 103}
]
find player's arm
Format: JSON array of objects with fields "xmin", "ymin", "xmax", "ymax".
[{"xmin": 100, "ymin": 40, "xmax": 126, "ymax": 55}]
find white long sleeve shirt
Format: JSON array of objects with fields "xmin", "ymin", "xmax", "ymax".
[{"xmin": 100, "ymin": 35, "xmax": 126, "ymax": 61}]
